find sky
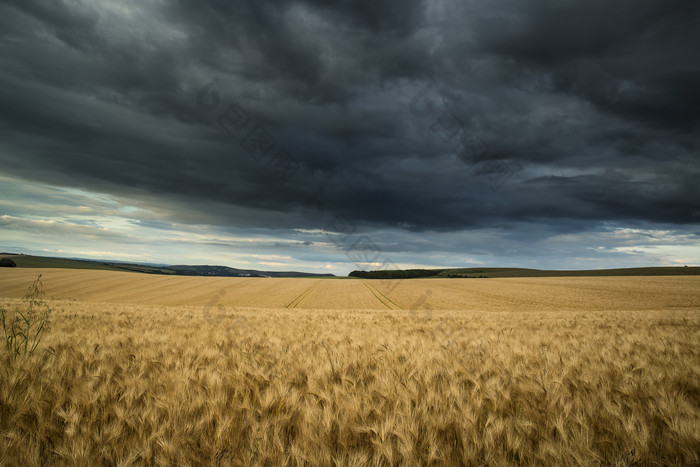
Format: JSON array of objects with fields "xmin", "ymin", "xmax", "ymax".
[{"xmin": 1, "ymin": 0, "xmax": 699, "ymax": 275}]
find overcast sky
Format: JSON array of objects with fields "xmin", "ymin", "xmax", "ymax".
[{"xmin": 1, "ymin": 0, "xmax": 699, "ymax": 275}]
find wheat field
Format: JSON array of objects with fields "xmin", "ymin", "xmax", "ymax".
[{"xmin": 1, "ymin": 269, "xmax": 699, "ymax": 465}]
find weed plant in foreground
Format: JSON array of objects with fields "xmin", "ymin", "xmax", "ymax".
[
  {"xmin": 0, "ymin": 299, "xmax": 698, "ymax": 465},
  {"xmin": 1, "ymin": 275, "xmax": 52, "ymax": 360}
]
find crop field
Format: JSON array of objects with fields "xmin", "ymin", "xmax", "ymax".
[{"xmin": 1, "ymin": 269, "xmax": 699, "ymax": 465}]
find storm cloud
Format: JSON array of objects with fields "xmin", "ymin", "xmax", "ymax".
[{"xmin": 1, "ymin": 0, "xmax": 698, "ymax": 272}]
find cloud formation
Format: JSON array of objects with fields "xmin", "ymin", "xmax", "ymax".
[{"xmin": 1, "ymin": 0, "xmax": 698, "ymax": 272}]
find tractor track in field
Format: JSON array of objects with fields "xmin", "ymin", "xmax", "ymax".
[
  {"xmin": 362, "ymin": 281, "xmax": 403, "ymax": 310},
  {"xmin": 285, "ymin": 280, "xmax": 321, "ymax": 309}
]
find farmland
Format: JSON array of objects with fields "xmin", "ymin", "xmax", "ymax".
[
  {"xmin": 2, "ymin": 268, "xmax": 698, "ymax": 311},
  {"xmin": 1, "ymin": 268, "xmax": 699, "ymax": 465}
]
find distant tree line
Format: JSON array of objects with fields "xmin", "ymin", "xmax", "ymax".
[
  {"xmin": 349, "ymin": 269, "xmax": 491, "ymax": 279},
  {"xmin": 349, "ymin": 269, "xmax": 443, "ymax": 279},
  {"xmin": 0, "ymin": 258, "xmax": 16, "ymax": 267}
]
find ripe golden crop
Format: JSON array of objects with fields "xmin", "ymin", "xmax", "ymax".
[{"xmin": 1, "ymin": 269, "xmax": 698, "ymax": 465}]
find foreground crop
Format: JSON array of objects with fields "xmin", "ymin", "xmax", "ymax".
[{"xmin": 1, "ymin": 300, "xmax": 698, "ymax": 465}]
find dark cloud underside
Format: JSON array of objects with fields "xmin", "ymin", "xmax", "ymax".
[{"xmin": 1, "ymin": 0, "xmax": 698, "ymax": 270}]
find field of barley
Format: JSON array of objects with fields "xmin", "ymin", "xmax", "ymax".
[{"xmin": 1, "ymin": 268, "xmax": 699, "ymax": 465}]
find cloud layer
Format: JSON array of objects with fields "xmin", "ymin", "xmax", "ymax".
[{"xmin": 1, "ymin": 0, "xmax": 698, "ymax": 272}]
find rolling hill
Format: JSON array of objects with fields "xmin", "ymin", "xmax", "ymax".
[
  {"xmin": 0, "ymin": 253, "xmax": 333, "ymax": 278},
  {"xmin": 349, "ymin": 266, "xmax": 700, "ymax": 279}
]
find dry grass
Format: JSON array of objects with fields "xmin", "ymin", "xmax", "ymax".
[{"xmin": 1, "ymin": 270, "xmax": 699, "ymax": 465}]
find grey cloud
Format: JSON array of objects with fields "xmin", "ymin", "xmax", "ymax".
[
  {"xmin": 0, "ymin": 215, "xmax": 125, "ymax": 240},
  {"xmin": 0, "ymin": 0, "xmax": 698, "ymax": 269}
]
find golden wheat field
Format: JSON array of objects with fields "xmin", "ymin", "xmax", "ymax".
[{"xmin": 1, "ymin": 269, "xmax": 699, "ymax": 466}]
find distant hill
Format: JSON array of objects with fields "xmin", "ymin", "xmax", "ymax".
[
  {"xmin": 0, "ymin": 253, "xmax": 333, "ymax": 278},
  {"xmin": 349, "ymin": 266, "xmax": 700, "ymax": 279},
  {"xmin": 4, "ymin": 253, "xmax": 697, "ymax": 279},
  {"xmin": 166, "ymin": 264, "xmax": 331, "ymax": 278}
]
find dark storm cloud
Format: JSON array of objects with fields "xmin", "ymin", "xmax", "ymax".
[
  {"xmin": 470, "ymin": 0, "xmax": 700, "ymax": 128},
  {"xmin": 1, "ymin": 0, "xmax": 698, "ymax": 239}
]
